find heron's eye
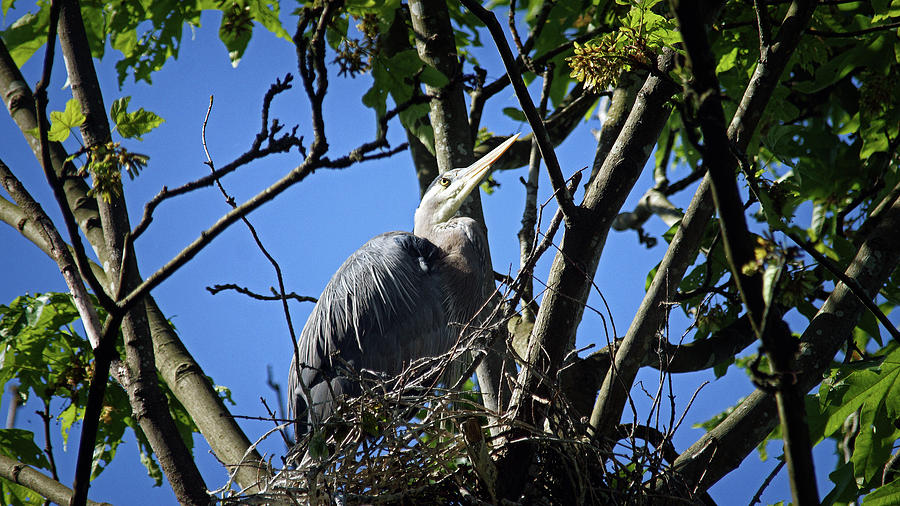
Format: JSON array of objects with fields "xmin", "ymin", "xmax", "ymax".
[{"xmin": 439, "ymin": 177, "xmax": 451, "ymax": 187}]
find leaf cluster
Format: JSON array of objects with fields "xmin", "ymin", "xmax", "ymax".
[
  {"xmin": 1, "ymin": 0, "xmax": 291, "ymax": 85},
  {"xmin": 566, "ymin": 0, "xmax": 680, "ymax": 90},
  {"xmin": 30, "ymin": 97, "xmax": 163, "ymax": 201},
  {"xmin": 0, "ymin": 294, "xmax": 200, "ymax": 495}
]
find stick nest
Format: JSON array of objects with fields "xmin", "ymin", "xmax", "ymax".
[{"xmin": 218, "ymin": 355, "xmax": 702, "ymax": 505}]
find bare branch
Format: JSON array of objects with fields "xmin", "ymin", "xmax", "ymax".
[
  {"xmin": 750, "ymin": 460, "xmax": 786, "ymax": 505},
  {"xmin": 754, "ymin": 0, "xmax": 772, "ymax": 51},
  {"xmin": 36, "ymin": 399, "xmax": 59, "ymax": 482},
  {"xmin": 131, "ymin": 75, "xmax": 303, "ymax": 241},
  {"xmin": 202, "ymin": 95, "xmax": 306, "ymax": 426},
  {"xmin": 462, "ymin": 0, "xmax": 578, "ymax": 224},
  {"xmin": 807, "ymin": 20, "xmax": 900, "ymax": 37},
  {"xmin": 516, "ymin": 67, "xmax": 553, "ymax": 322},
  {"xmin": 207, "ymin": 284, "xmax": 317, "ymax": 304}
]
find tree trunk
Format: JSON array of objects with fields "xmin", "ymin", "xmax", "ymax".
[{"xmin": 408, "ymin": 0, "xmax": 514, "ymax": 414}]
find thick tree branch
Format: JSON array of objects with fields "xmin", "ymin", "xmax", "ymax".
[
  {"xmin": 492, "ymin": 48, "xmax": 678, "ymax": 500},
  {"xmin": 590, "ymin": 0, "xmax": 818, "ymax": 454},
  {"xmin": 587, "ymin": 71, "xmax": 645, "ymax": 187},
  {"xmin": 0, "ymin": 159, "xmax": 103, "ymax": 349},
  {"xmin": 1, "ymin": 18, "xmax": 266, "ymax": 494},
  {"xmin": 56, "ymin": 1, "xmax": 209, "ymax": 503},
  {"xmin": 409, "ymin": 0, "xmax": 515, "ymax": 415},
  {"xmin": 0, "ymin": 454, "xmax": 111, "ymax": 506},
  {"xmin": 673, "ymin": 2, "xmax": 818, "ymax": 502}
]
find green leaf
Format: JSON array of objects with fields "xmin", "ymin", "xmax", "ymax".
[
  {"xmin": 419, "ymin": 65, "xmax": 449, "ymax": 89},
  {"xmin": 502, "ymin": 107, "xmax": 527, "ymax": 122},
  {"xmin": 856, "ymin": 309, "xmax": 883, "ymax": 347},
  {"xmin": 821, "ymin": 461, "xmax": 858, "ymax": 506},
  {"xmin": 0, "ymin": 429, "xmax": 50, "ymax": 468},
  {"xmin": 762, "ymin": 262, "xmax": 782, "ymax": 313},
  {"xmin": 309, "ymin": 430, "xmax": 329, "ymax": 458},
  {"xmin": 58, "ymin": 402, "xmax": 84, "ymax": 447},
  {"xmin": 820, "ymin": 347, "xmax": 900, "ymax": 439},
  {"xmin": 850, "ymin": 405, "xmax": 898, "ymax": 486},
  {"xmin": 809, "ymin": 203, "xmax": 826, "ymax": 242},
  {"xmin": 46, "ymin": 99, "xmax": 87, "ymax": 142},
  {"xmin": 215, "ymin": 0, "xmax": 289, "ymax": 66},
  {"xmin": 110, "ymin": 96, "xmax": 165, "ymax": 140},
  {"xmin": 1, "ymin": 479, "xmax": 45, "ymax": 506},
  {"xmin": 712, "ymin": 357, "xmax": 733, "ymax": 378},
  {"xmin": 716, "ymin": 46, "xmax": 739, "ymax": 74},
  {"xmin": 365, "ymin": 49, "xmax": 435, "ymax": 150},
  {"xmin": 0, "ymin": 9, "xmax": 50, "ymax": 66},
  {"xmin": 694, "ymin": 400, "xmax": 741, "ymax": 432},
  {"xmin": 865, "ymin": 477, "xmax": 900, "ymax": 506},
  {"xmin": 246, "ymin": 0, "xmax": 291, "ymax": 41}
]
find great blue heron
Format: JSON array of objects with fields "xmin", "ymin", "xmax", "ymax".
[{"xmin": 288, "ymin": 134, "xmax": 519, "ymax": 436}]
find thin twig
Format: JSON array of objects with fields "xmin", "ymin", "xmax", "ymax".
[
  {"xmin": 201, "ymin": 95, "xmax": 304, "ymax": 406},
  {"xmin": 131, "ymin": 75, "xmax": 302, "ymax": 241},
  {"xmin": 749, "ymin": 459, "xmax": 786, "ymax": 505},
  {"xmin": 461, "ymin": 0, "xmax": 579, "ymax": 224},
  {"xmin": 753, "ymin": 0, "xmax": 772, "ymax": 51},
  {"xmin": 807, "ymin": 20, "xmax": 900, "ymax": 37},
  {"xmin": 516, "ymin": 66, "xmax": 553, "ymax": 321},
  {"xmin": 480, "ymin": 25, "xmax": 610, "ymax": 100},
  {"xmin": 521, "ymin": 0, "xmax": 557, "ymax": 56},
  {"xmin": 37, "ymin": 400, "xmax": 59, "ymax": 481},
  {"xmin": 784, "ymin": 230, "xmax": 900, "ymax": 342},
  {"xmin": 206, "ymin": 283, "xmax": 316, "ymax": 304},
  {"xmin": 260, "ymin": 394, "xmax": 291, "ymax": 448},
  {"xmin": 508, "ymin": 0, "xmax": 527, "ymax": 64}
]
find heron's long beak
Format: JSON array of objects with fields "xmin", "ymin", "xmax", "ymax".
[{"xmin": 457, "ymin": 133, "xmax": 520, "ymax": 196}]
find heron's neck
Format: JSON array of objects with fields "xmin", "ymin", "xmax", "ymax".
[
  {"xmin": 416, "ymin": 217, "xmax": 481, "ymax": 249},
  {"xmin": 420, "ymin": 217, "xmax": 488, "ymax": 297}
]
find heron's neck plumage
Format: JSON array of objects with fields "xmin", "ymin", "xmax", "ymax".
[{"xmin": 419, "ymin": 217, "xmax": 489, "ymax": 324}]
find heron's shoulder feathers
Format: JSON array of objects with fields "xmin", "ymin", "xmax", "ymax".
[{"xmin": 293, "ymin": 231, "xmax": 448, "ymax": 380}]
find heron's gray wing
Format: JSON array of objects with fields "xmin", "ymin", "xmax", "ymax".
[{"xmin": 288, "ymin": 232, "xmax": 449, "ymax": 432}]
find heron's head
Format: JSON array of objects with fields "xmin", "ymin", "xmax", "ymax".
[{"xmin": 414, "ymin": 134, "xmax": 519, "ymax": 234}]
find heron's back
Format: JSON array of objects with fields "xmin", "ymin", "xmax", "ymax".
[{"xmin": 289, "ymin": 232, "xmax": 450, "ymax": 433}]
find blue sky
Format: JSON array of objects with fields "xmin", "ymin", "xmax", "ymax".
[{"xmin": 0, "ymin": 6, "xmax": 839, "ymax": 504}]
